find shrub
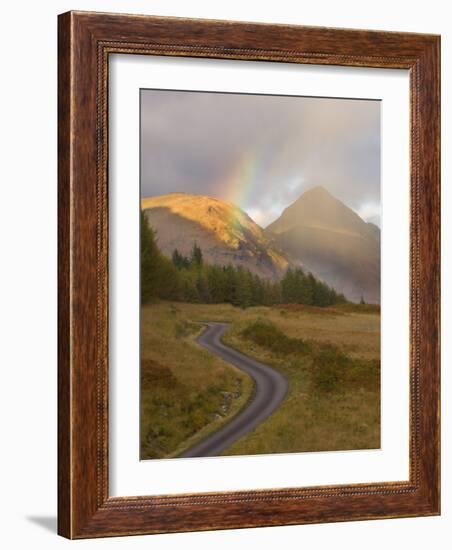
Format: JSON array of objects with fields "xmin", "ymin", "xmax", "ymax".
[
  {"xmin": 241, "ymin": 319, "xmax": 311, "ymax": 355},
  {"xmin": 311, "ymin": 347, "xmax": 349, "ymax": 392}
]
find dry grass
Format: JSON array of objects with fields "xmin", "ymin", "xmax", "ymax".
[
  {"xmin": 140, "ymin": 301, "xmax": 380, "ymax": 458},
  {"xmin": 140, "ymin": 303, "xmax": 254, "ymax": 459},
  {"xmin": 222, "ymin": 312, "xmax": 380, "ymax": 455}
]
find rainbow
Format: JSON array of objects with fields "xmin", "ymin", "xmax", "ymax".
[
  {"xmin": 213, "ymin": 135, "xmax": 303, "ymax": 227},
  {"xmin": 220, "ymin": 149, "xmax": 262, "ymax": 210}
]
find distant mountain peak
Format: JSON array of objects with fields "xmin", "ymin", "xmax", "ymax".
[
  {"xmin": 268, "ymin": 186, "xmax": 363, "ymax": 235},
  {"xmin": 266, "ymin": 185, "xmax": 380, "ymax": 303},
  {"xmin": 297, "ymin": 185, "xmax": 346, "ymax": 205},
  {"xmin": 302, "ymin": 185, "xmax": 332, "ymax": 197}
]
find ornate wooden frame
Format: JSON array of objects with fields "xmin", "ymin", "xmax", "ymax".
[{"xmin": 58, "ymin": 11, "xmax": 440, "ymax": 538}]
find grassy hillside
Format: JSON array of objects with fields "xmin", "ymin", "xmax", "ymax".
[
  {"xmin": 140, "ymin": 303, "xmax": 254, "ymax": 459},
  {"xmin": 141, "ymin": 193, "xmax": 291, "ymax": 280},
  {"xmin": 222, "ymin": 306, "xmax": 380, "ymax": 455},
  {"xmin": 141, "ymin": 301, "xmax": 380, "ymax": 458}
]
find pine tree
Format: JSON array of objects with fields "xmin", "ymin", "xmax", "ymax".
[
  {"xmin": 268, "ymin": 281, "xmax": 282, "ymax": 305},
  {"xmin": 292, "ymin": 269, "xmax": 305, "ymax": 303},
  {"xmin": 172, "ymin": 248, "xmax": 191, "ymax": 270},
  {"xmin": 140, "ymin": 212, "xmax": 161, "ymax": 303},
  {"xmin": 172, "ymin": 249, "xmax": 183, "ymax": 269},
  {"xmin": 305, "ymin": 273, "xmax": 319, "ymax": 305},
  {"xmin": 234, "ymin": 267, "xmax": 252, "ymax": 308},
  {"xmin": 223, "ymin": 265, "xmax": 237, "ymax": 305},
  {"xmin": 191, "ymin": 242, "xmax": 203, "ymax": 267},
  {"xmin": 281, "ymin": 268, "xmax": 296, "ymax": 302},
  {"xmin": 313, "ymin": 280, "xmax": 331, "ymax": 307},
  {"xmin": 196, "ymin": 271, "xmax": 211, "ymax": 303},
  {"xmin": 179, "ymin": 270, "xmax": 199, "ymax": 302},
  {"xmin": 207, "ymin": 265, "xmax": 226, "ymax": 303},
  {"xmin": 157, "ymin": 256, "xmax": 180, "ymax": 300},
  {"xmin": 298, "ymin": 270, "xmax": 313, "ymax": 305},
  {"xmin": 251, "ymin": 274, "xmax": 264, "ymax": 306}
]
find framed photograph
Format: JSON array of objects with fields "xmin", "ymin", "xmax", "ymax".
[{"xmin": 58, "ymin": 11, "xmax": 440, "ymax": 538}]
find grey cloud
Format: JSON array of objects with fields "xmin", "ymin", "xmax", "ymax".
[{"xmin": 141, "ymin": 89, "xmax": 380, "ymax": 227}]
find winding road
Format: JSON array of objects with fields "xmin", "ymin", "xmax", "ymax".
[{"xmin": 180, "ymin": 322, "xmax": 288, "ymax": 458}]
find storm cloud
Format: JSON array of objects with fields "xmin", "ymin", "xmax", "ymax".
[{"xmin": 141, "ymin": 89, "xmax": 380, "ymax": 227}]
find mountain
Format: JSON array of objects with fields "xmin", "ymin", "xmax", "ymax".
[
  {"xmin": 141, "ymin": 193, "xmax": 292, "ymax": 280},
  {"xmin": 366, "ymin": 222, "xmax": 381, "ymax": 244},
  {"xmin": 266, "ymin": 186, "xmax": 380, "ymax": 303}
]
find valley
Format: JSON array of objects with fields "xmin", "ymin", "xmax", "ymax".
[
  {"xmin": 140, "ymin": 301, "xmax": 380, "ymax": 459},
  {"xmin": 140, "ymin": 186, "xmax": 381, "ymax": 459}
]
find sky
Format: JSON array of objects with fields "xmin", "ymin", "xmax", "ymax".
[{"xmin": 141, "ymin": 89, "xmax": 381, "ymax": 228}]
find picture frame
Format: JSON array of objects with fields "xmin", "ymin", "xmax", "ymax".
[{"xmin": 58, "ymin": 10, "xmax": 440, "ymax": 538}]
